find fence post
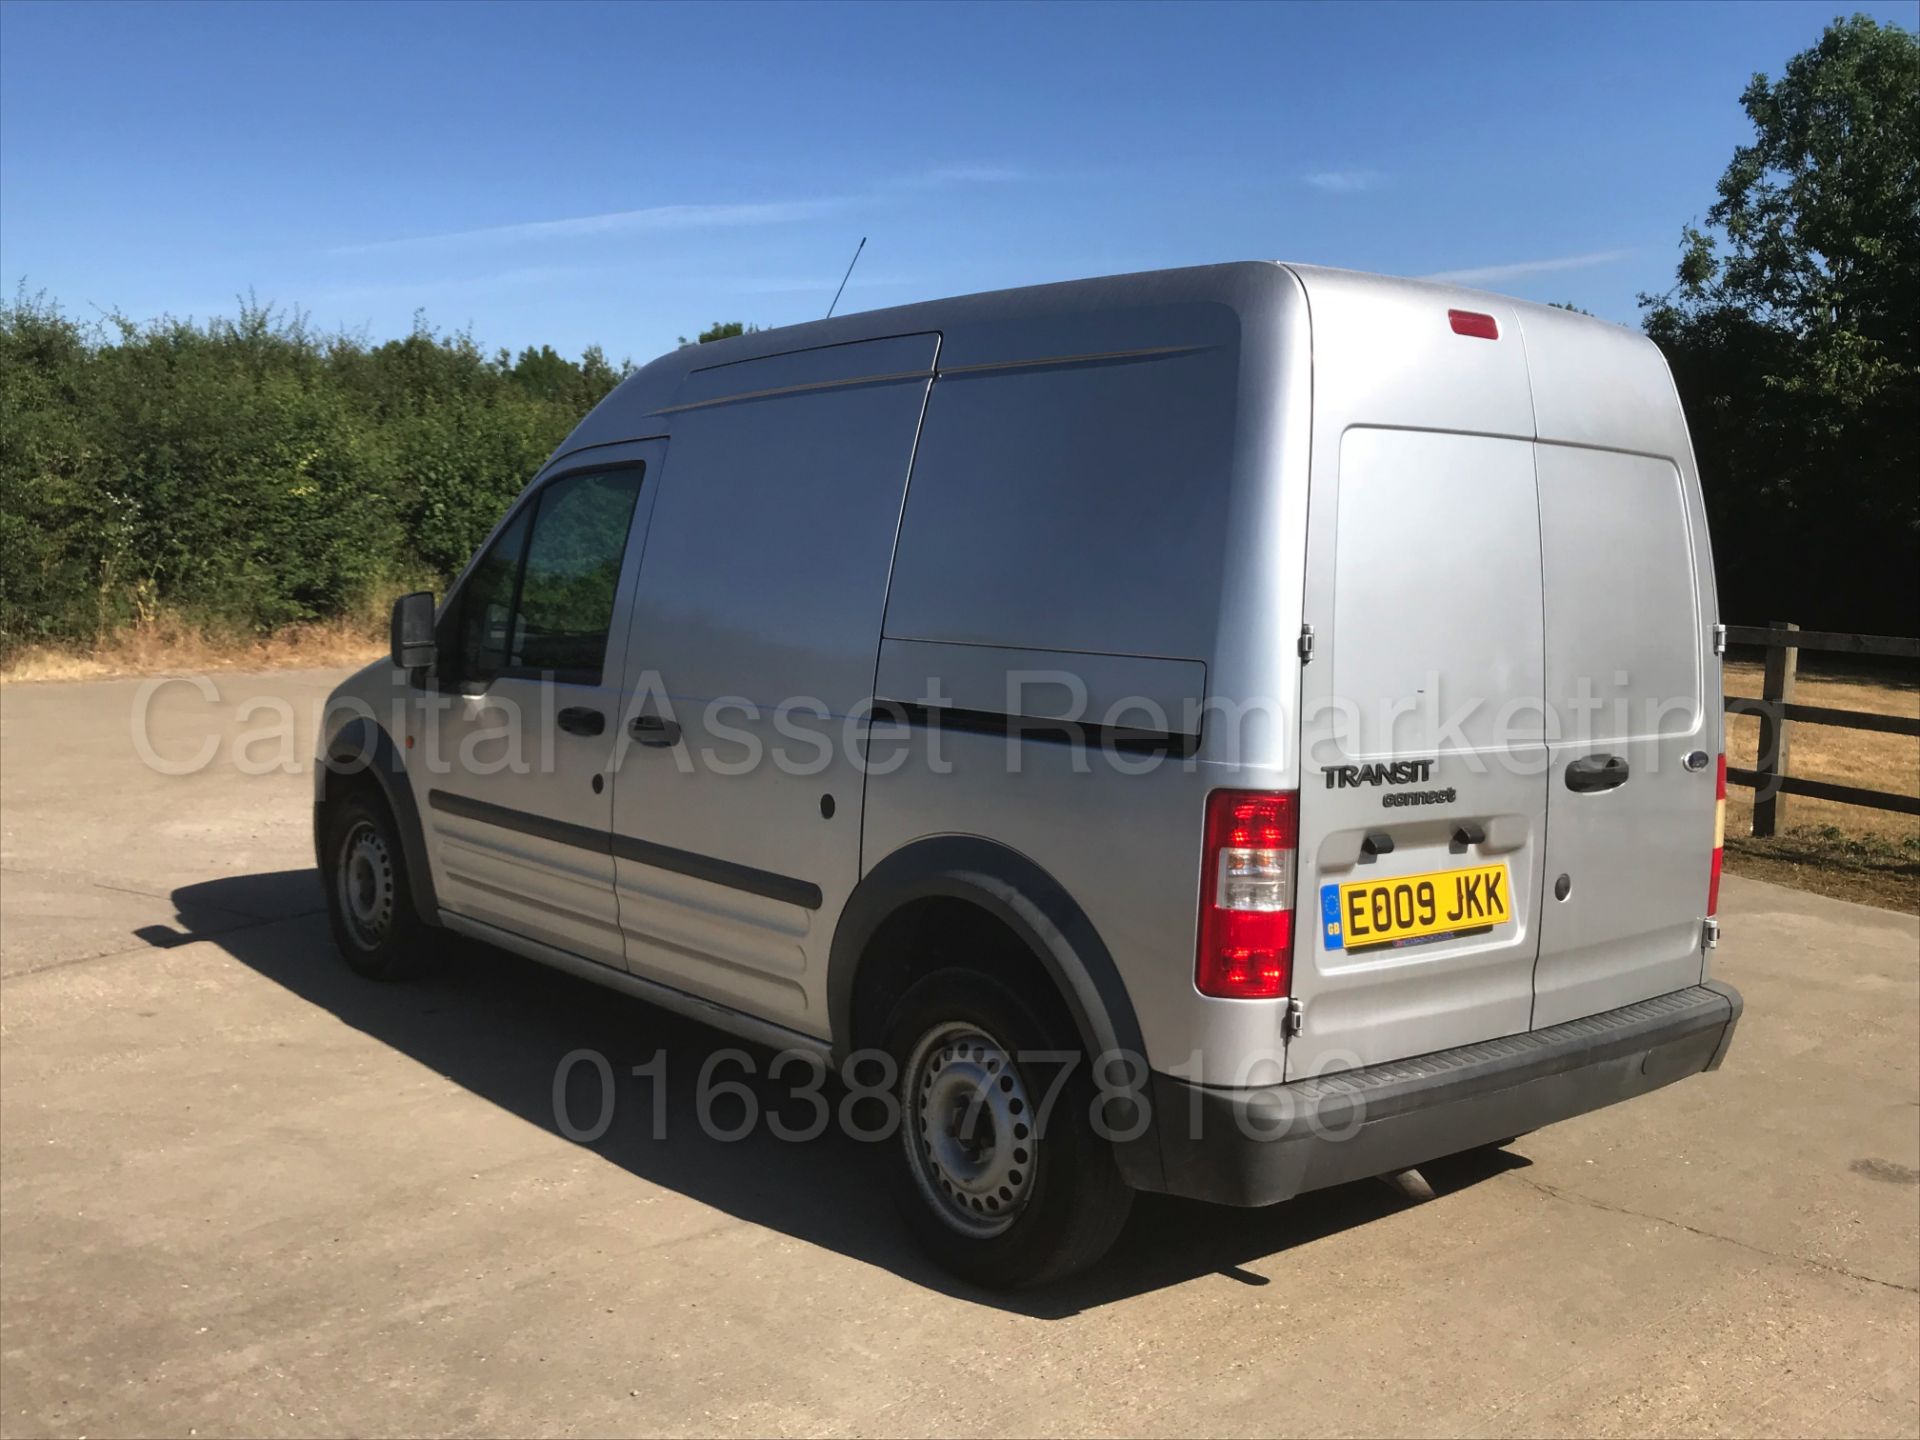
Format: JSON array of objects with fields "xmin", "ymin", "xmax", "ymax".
[{"xmin": 1752, "ymin": 620, "xmax": 1799, "ymax": 837}]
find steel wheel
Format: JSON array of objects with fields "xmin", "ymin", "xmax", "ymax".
[
  {"xmin": 335, "ymin": 819, "xmax": 396, "ymax": 952},
  {"xmin": 902, "ymin": 1021, "xmax": 1038, "ymax": 1238}
]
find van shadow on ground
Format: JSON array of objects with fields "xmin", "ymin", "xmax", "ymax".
[{"xmin": 160, "ymin": 869, "xmax": 1529, "ymax": 1318}]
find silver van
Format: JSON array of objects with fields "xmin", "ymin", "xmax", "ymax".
[{"xmin": 316, "ymin": 262, "xmax": 1742, "ymax": 1287}]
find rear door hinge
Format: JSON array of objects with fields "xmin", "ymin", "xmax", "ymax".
[
  {"xmin": 1702, "ymin": 917, "xmax": 1720, "ymax": 950},
  {"xmin": 1285, "ymin": 998, "xmax": 1305, "ymax": 1037},
  {"xmin": 1711, "ymin": 623, "xmax": 1727, "ymax": 655},
  {"xmin": 1297, "ymin": 623, "xmax": 1316, "ymax": 664}
]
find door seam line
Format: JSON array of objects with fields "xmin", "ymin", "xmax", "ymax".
[{"xmin": 860, "ymin": 332, "xmax": 944, "ymax": 885}]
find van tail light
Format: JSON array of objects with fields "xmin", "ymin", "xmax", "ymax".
[
  {"xmin": 1708, "ymin": 753, "xmax": 1726, "ymax": 916},
  {"xmin": 1197, "ymin": 790, "xmax": 1298, "ymax": 999},
  {"xmin": 1448, "ymin": 308, "xmax": 1499, "ymax": 340}
]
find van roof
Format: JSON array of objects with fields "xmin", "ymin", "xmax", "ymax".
[
  {"xmin": 691, "ymin": 258, "xmax": 1624, "ymax": 360},
  {"xmin": 564, "ymin": 260, "xmax": 1651, "ymax": 453}
]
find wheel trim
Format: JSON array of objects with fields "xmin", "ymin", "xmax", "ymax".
[
  {"xmin": 903, "ymin": 1022, "xmax": 1037, "ymax": 1238},
  {"xmin": 336, "ymin": 820, "xmax": 396, "ymax": 951}
]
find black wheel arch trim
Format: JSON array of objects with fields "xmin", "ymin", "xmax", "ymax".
[
  {"xmin": 827, "ymin": 835, "xmax": 1162, "ymax": 1190},
  {"xmin": 316, "ymin": 716, "xmax": 439, "ymax": 925}
]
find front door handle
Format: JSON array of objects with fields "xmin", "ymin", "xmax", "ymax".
[
  {"xmin": 556, "ymin": 706, "xmax": 605, "ymax": 737},
  {"xmin": 1565, "ymin": 753, "xmax": 1629, "ymax": 793},
  {"xmin": 629, "ymin": 714, "xmax": 682, "ymax": 747}
]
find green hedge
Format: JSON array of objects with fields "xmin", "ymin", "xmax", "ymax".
[{"xmin": 0, "ymin": 292, "xmax": 627, "ymax": 657}]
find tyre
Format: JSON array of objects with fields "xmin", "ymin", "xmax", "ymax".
[
  {"xmin": 882, "ymin": 967, "xmax": 1133, "ymax": 1289},
  {"xmin": 320, "ymin": 790, "xmax": 433, "ymax": 980}
]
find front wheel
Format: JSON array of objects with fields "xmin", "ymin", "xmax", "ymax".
[
  {"xmin": 883, "ymin": 968, "xmax": 1133, "ymax": 1289},
  {"xmin": 320, "ymin": 791, "xmax": 433, "ymax": 980}
]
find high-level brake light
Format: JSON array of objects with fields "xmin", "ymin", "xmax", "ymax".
[
  {"xmin": 1197, "ymin": 790, "xmax": 1298, "ymax": 999},
  {"xmin": 1448, "ymin": 308, "xmax": 1500, "ymax": 340}
]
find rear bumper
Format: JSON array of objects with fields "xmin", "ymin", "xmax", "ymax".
[{"xmin": 1144, "ymin": 981, "xmax": 1742, "ymax": 1207}]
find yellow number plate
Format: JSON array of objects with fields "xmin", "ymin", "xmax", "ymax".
[{"xmin": 1320, "ymin": 863, "xmax": 1512, "ymax": 951}]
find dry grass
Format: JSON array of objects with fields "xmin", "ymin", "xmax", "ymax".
[
  {"xmin": 1721, "ymin": 660, "xmax": 1919, "ymax": 837},
  {"xmin": 0, "ymin": 614, "xmax": 384, "ymax": 684},
  {"xmin": 1721, "ymin": 658, "xmax": 1919, "ymax": 913}
]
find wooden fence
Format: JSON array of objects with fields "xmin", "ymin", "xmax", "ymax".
[{"xmin": 1722, "ymin": 621, "xmax": 1920, "ymax": 836}]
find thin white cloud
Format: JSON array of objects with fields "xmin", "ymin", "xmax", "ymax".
[
  {"xmin": 326, "ymin": 167, "xmax": 1025, "ymax": 256},
  {"xmin": 1304, "ymin": 170, "xmax": 1384, "ymax": 193},
  {"xmin": 331, "ymin": 198, "xmax": 850, "ymax": 256},
  {"xmin": 314, "ymin": 265, "xmax": 593, "ymax": 304},
  {"xmin": 903, "ymin": 163, "xmax": 1031, "ymax": 187},
  {"xmin": 1421, "ymin": 248, "xmax": 1636, "ymax": 285}
]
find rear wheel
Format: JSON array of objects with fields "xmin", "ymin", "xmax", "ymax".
[
  {"xmin": 883, "ymin": 968, "xmax": 1133, "ymax": 1289},
  {"xmin": 321, "ymin": 791, "xmax": 433, "ymax": 980}
]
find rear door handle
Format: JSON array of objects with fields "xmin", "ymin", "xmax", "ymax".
[
  {"xmin": 556, "ymin": 706, "xmax": 605, "ymax": 737},
  {"xmin": 1565, "ymin": 753, "xmax": 1629, "ymax": 793},
  {"xmin": 629, "ymin": 714, "xmax": 682, "ymax": 747}
]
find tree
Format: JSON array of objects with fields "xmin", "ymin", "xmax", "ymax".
[
  {"xmin": 678, "ymin": 321, "xmax": 760, "ymax": 346},
  {"xmin": 0, "ymin": 292, "xmax": 632, "ymax": 656},
  {"xmin": 1641, "ymin": 15, "xmax": 1919, "ymax": 631}
]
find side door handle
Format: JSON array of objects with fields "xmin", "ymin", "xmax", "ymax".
[
  {"xmin": 629, "ymin": 714, "xmax": 682, "ymax": 747},
  {"xmin": 556, "ymin": 706, "xmax": 605, "ymax": 737},
  {"xmin": 1565, "ymin": 753, "xmax": 1629, "ymax": 793}
]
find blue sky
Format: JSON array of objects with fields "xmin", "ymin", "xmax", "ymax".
[{"xmin": 3, "ymin": 0, "xmax": 1913, "ymax": 363}]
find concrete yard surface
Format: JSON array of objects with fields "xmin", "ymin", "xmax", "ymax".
[{"xmin": 1, "ymin": 667, "xmax": 1916, "ymax": 1437}]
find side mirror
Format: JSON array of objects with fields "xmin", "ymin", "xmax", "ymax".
[{"xmin": 390, "ymin": 591, "xmax": 437, "ymax": 670}]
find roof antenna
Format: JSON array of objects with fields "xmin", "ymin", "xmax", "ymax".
[{"xmin": 826, "ymin": 236, "xmax": 867, "ymax": 319}]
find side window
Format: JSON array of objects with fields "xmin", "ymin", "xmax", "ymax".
[
  {"xmin": 454, "ymin": 506, "xmax": 531, "ymax": 679},
  {"xmin": 449, "ymin": 466, "xmax": 644, "ymax": 685},
  {"xmin": 514, "ymin": 469, "xmax": 644, "ymax": 678}
]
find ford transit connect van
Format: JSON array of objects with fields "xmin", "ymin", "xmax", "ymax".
[{"xmin": 317, "ymin": 262, "xmax": 1742, "ymax": 1287}]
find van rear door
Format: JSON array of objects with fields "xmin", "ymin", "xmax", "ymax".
[
  {"xmin": 1527, "ymin": 446, "xmax": 1715, "ymax": 1024},
  {"xmin": 1289, "ymin": 426, "xmax": 1550, "ymax": 1076},
  {"xmin": 1518, "ymin": 309, "xmax": 1719, "ymax": 1026}
]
